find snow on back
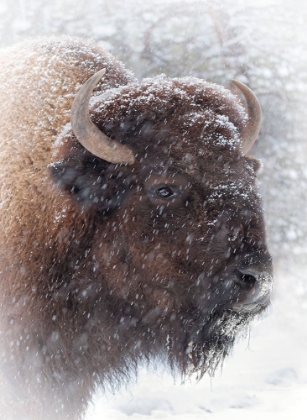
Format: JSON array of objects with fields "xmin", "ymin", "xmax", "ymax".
[{"xmin": 0, "ymin": 36, "xmax": 136, "ymax": 164}]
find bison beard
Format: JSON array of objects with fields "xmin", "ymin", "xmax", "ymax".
[{"xmin": 0, "ymin": 37, "xmax": 273, "ymax": 420}]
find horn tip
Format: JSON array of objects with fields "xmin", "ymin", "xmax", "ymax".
[
  {"xmin": 231, "ymin": 79, "xmax": 245, "ymax": 90},
  {"xmin": 98, "ymin": 68, "xmax": 107, "ymax": 77},
  {"xmin": 126, "ymin": 151, "xmax": 136, "ymax": 165}
]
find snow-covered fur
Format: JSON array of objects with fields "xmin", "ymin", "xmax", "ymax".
[{"xmin": 0, "ymin": 37, "xmax": 272, "ymax": 420}]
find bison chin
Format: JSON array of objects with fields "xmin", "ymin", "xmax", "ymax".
[
  {"xmin": 173, "ymin": 308, "xmax": 256, "ymax": 378},
  {"xmin": 120, "ymin": 302, "xmax": 264, "ymax": 380}
]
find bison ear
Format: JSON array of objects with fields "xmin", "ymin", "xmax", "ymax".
[{"xmin": 49, "ymin": 155, "xmax": 128, "ymax": 212}]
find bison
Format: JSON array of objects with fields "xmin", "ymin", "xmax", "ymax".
[{"xmin": 0, "ymin": 36, "xmax": 273, "ymax": 420}]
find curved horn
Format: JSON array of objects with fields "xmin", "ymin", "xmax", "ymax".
[
  {"xmin": 71, "ymin": 69, "xmax": 135, "ymax": 165},
  {"xmin": 231, "ymin": 80, "xmax": 262, "ymax": 154}
]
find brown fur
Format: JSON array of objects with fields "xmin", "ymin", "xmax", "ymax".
[{"xmin": 0, "ymin": 37, "xmax": 272, "ymax": 419}]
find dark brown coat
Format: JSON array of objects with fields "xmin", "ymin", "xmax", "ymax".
[{"xmin": 0, "ymin": 37, "xmax": 272, "ymax": 420}]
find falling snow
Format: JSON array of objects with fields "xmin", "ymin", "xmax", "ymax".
[{"xmin": 0, "ymin": 0, "xmax": 306, "ymax": 419}]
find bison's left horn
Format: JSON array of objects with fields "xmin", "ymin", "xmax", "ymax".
[
  {"xmin": 71, "ymin": 69, "xmax": 135, "ymax": 165},
  {"xmin": 231, "ymin": 80, "xmax": 262, "ymax": 154}
]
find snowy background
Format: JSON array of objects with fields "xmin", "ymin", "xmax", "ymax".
[{"xmin": 0, "ymin": 0, "xmax": 306, "ymax": 418}]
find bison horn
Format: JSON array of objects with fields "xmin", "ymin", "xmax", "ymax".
[
  {"xmin": 231, "ymin": 80, "xmax": 262, "ymax": 154},
  {"xmin": 71, "ymin": 69, "xmax": 135, "ymax": 165}
]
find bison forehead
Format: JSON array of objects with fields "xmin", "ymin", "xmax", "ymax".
[
  {"xmin": 203, "ymin": 180, "xmax": 261, "ymax": 216},
  {"xmin": 89, "ymin": 75, "xmax": 247, "ymax": 148}
]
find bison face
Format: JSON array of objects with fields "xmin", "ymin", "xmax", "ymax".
[{"xmin": 50, "ymin": 74, "xmax": 272, "ymax": 376}]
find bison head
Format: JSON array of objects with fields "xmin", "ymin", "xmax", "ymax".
[{"xmin": 50, "ymin": 70, "xmax": 273, "ymax": 378}]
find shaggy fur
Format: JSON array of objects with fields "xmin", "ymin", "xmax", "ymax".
[{"xmin": 0, "ymin": 37, "xmax": 272, "ymax": 420}]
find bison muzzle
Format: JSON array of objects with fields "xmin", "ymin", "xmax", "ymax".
[{"xmin": 0, "ymin": 37, "xmax": 273, "ymax": 420}]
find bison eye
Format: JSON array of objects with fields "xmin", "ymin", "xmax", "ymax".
[
  {"xmin": 145, "ymin": 173, "xmax": 190, "ymax": 206},
  {"xmin": 156, "ymin": 186, "xmax": 174, "ymax": 198}
]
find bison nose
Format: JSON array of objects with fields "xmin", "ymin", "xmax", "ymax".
[{"xmin": 233, "ymin": 264, "xmax": 273, "ymax": 312}]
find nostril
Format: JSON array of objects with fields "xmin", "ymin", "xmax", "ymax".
[
  {"xmin": 234, "ymin": 269, "xmax": 257, "ymax": 290},
  {"xmin": 232, "ymin": 265, "xmax": 273, "ymax": 312}
]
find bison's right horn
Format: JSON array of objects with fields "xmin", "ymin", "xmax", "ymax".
[
  {"xmin": 71, "ymin": 69, "xmax": 135, "ymax": 165},
  {"xmin": 231, "ymin": 80, "xmax": 262, "ymax": 155}
]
